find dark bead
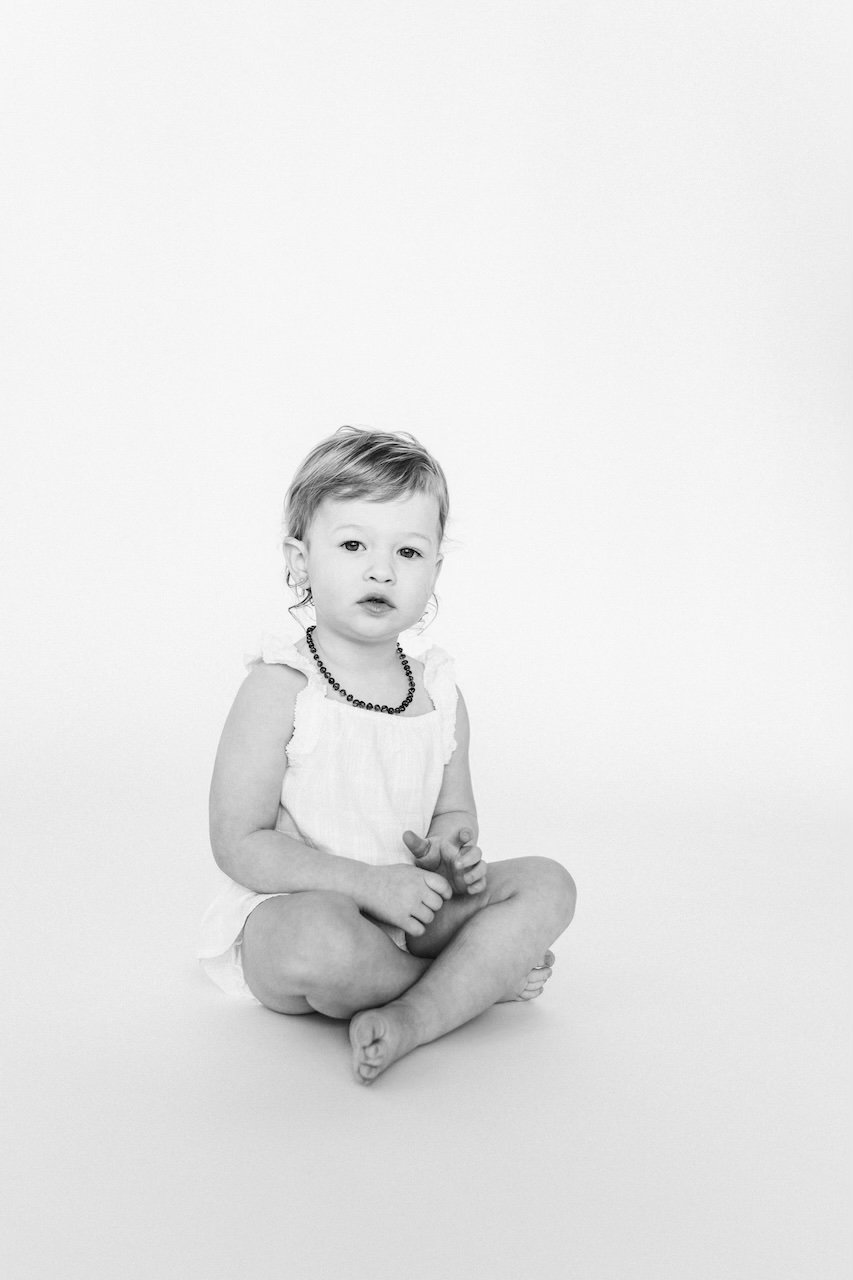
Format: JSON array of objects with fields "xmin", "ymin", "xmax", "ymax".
[
  {"xmin": 366, "ymin": 703, "xmax": 374, "ymax": 711},
  {"xmin": 332, "ymin": 682, "xmax": 340, "ymax": 690},
  {"xmin": 347, "ymin": 694, "xmax": 353, "ymax": 702}
]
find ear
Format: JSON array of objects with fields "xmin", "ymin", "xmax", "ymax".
[
  {"xmin": 431, "ymin": 555, "xmax": 444, "ymax": 591},
  {"xmin": 283, "ymin": 535, "xmax": 308, "ymax": 582}
]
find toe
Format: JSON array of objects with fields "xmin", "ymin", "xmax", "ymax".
[
  {"xmin": 359, "ymin": 1059, "xmax": 384, "ymax": 1083},
  {"xmin": 351, "ymin": 1011, "xmax": 384, "ymax": 1049}
]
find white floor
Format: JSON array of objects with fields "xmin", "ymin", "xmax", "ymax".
[{"xmin": 4, "ymin": 773, "xmax": 849, "ymax": 1280}]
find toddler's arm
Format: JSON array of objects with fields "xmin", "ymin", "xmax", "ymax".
[
  {"xmin": 402, "ymin": 688, "xmax": 486, "ymax": 896},
  {"xmin": 209, "ymin": 663, "xmax": 451, "ymax": 932}
]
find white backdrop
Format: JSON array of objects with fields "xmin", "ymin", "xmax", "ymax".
[{"xmin": 2, "ymin": 4, "xmax": 850, "ymax": 1278}]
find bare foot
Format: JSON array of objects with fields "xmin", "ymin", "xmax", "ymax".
[
  {"xmin": 349, "ymin": 1002, "xmax": 420, "ymax": 1085},
  {"xmin": 498, "ymin": 950, "xmax": 556, "ymax": 1003},
  {"xmin": 349, "ymin": 952, "xmax": 557, "ymax": 1083}
]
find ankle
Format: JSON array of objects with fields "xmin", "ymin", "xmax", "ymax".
[{"xmin": 390, "ymin": 993, "xmax": 439, "ymax": 1051}]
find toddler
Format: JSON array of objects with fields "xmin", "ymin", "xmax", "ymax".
[{"xmin": 198, "ymin": 427, "xmax": 577, "ymax": 1083}]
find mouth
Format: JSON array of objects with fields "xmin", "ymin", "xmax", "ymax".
[{"xmin": 358, "ymin": 595, "xmax": 394, "ymax": 613}]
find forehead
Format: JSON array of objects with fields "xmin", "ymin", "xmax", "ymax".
[{"xmin": 312, "ymin": 491, "xmax": 441, "ymax": 541}]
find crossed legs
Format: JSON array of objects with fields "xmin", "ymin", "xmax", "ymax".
[
  {"xmin": 242, "ymin": 890, "xmax": 431, "ymax": 1018},
  {"xmin": 241, "ymin": 856, "xmax": 577, "ymax": 1083}
]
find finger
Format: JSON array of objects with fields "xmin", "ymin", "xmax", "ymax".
[
  {"xmin": 425, "ymin": 872, "xmax": 453, "ymax": 900},
  {"xmin": 412, "ymin": 904, "xmax": 435, "ymax": 926},
  {"xmin": 452, "ymin": 869, "xmax": 470, "ymax": 895},
  {"xmin": 424, "ymin": 889, "xmax": 446, "ymax": 912},
  {"xmin": 456, "ymin": 845, "xmax": 482, "ymax": 870},
  {"xmin": 443, "ymin": 828, "xmax": 473, "ymax": 857},
  {"xmin": 439, "ymin": 836, "xmax": 459, "ymax": 862},
  {"xmin": 406, "ymin": 918, "xmax": 425, "ymax": 936},
  {"xmin": 403, "ymin": 829, "xmax": 432, "ymax": 858}
]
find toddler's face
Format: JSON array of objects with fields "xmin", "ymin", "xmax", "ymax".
[{"xmin": 293, "ymin": 491, "xmax": 443, "ymax": 641}]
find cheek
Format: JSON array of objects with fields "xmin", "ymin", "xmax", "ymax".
[{"xmin": 310, "ymin": 560, "xmax": 341, "ymax": 590}]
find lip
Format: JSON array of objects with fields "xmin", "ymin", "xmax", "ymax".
[{"xmin": 358, "ymin": 598, "xmax": 394, "ymax": 614}]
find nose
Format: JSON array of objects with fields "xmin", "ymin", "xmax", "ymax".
[{"xmin": 366, "ymin": 553, "xmax": 396, "ymax": 584}]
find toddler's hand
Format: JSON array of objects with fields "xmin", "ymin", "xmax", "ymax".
[
  {"xmin": 402, "ymin": 828, "xmax": 487, "ymax": 897},
  {"xmin": 367, "ymin": 864, "xmax": 452, "ymax": 936}
]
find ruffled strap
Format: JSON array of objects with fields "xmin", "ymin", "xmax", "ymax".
[
  {"xmin": 418, "ymin": 644, "xmax": 459, "ymax": 763},
  {"xmin": 244, "ymin": 633, "xmax": 316, "ymax": 674},
  {"xmin": 243, "ymin": 633, "xmax": 326, "ymax": 760}
]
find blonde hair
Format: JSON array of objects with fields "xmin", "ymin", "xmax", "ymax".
[{"xmin": 283, "ymin": 426, "xmax": 449, "ymax": 607}]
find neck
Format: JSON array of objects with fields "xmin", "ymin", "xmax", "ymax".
[
  {"xmin": 307, "ymin": 624, "xmax": 401, "ymax": 673},
  {"xmin": 304, "ymin": 622, "xmax": 416, "ymax": 716}
]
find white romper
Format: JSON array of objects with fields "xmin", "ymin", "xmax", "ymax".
[{"xmin": 197, "ymin": 632, "xmax": 459, "ymax": 1002}]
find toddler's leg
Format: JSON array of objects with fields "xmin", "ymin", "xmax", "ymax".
[
  {"xmin": 350, "ymin": 856, "xmax": 576, "ymax": 1084},
  {"xmin": 241, "ymin": 890, "xmax": 429, "ymax": 1017}
]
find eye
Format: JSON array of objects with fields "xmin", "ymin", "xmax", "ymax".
[
  {"xmin": 341, "ymin": 540, "xmax": 363, "ymax": 552},
  {"xmin": 398, "ymin": 547, "xmax": 422, "ymax": 559}
]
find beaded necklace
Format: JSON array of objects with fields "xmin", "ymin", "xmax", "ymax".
[{"xmin": 305, "ymin": 625, "xmax": 415, "ymax": 715}]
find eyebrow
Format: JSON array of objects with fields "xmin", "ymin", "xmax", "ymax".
[{"xmin": 331, "ymin": 525, "xmax": 433, "ymax": 545}]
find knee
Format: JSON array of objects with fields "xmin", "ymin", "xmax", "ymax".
[
  {"xmin": 521, "ymin": 857, "xmax": 577, "ymax": 931},
  {"xmin": 291, "ymin": 891, "xmax": 364, "ymax": 976},
  {"xmin": 256, "ymin": 891, "xmax": 363, "ymax": 989}
]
